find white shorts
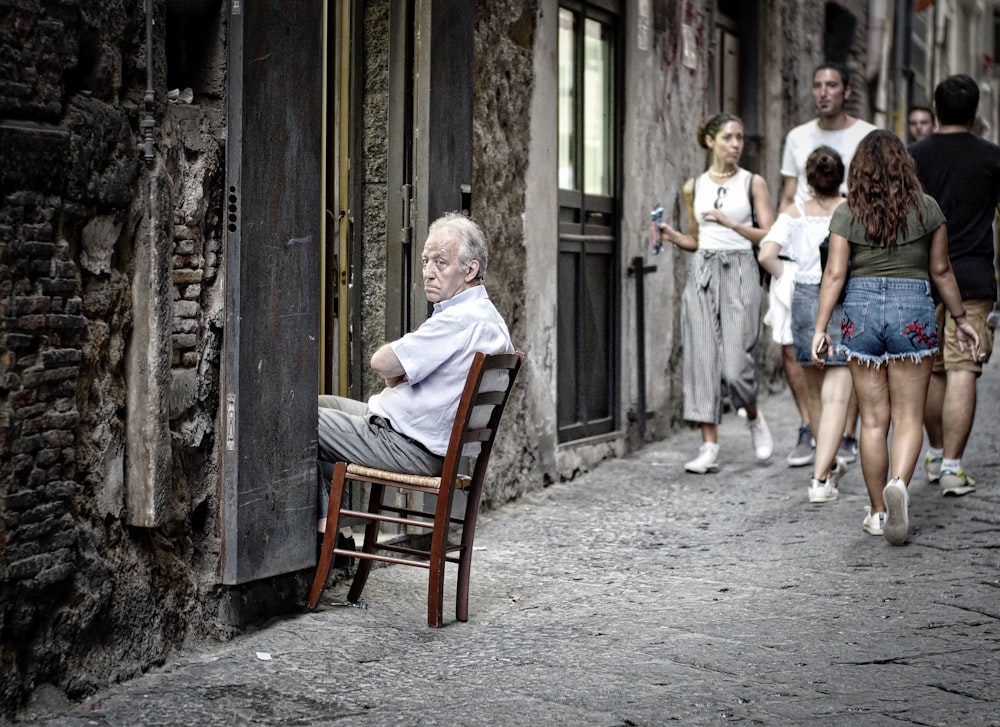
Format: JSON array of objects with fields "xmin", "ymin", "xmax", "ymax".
[{"xmin": 763, "ymin": 262, "xmax": 797, "ymax": 345}]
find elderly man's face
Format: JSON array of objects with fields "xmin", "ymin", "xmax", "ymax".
[{"xmin": 421, "ymin": 226, "xmax": 479, "ymax": 304}]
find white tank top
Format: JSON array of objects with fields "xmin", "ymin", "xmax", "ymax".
[{"xmin": 693, "ymin": 168, "xmax": 755, "ymax": 252}]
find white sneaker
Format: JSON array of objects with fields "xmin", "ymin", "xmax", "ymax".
[
  {"xmin": 827, "ymin": 456, "xmax": 848, "ymax": 487},
  {"xmin": 684, "ymin": 442, "xmax": 719, "ymax": 474},
  {"xmin": 807, "ymin": 476, "xmax": 838, "ymax": 503},
  {"xmin": 924, "ymin": 451, "xmax": 942, "ymax": 483},
  {"xmin": 863, "ymin": 508, "xmax": 885, "ymax": 536},
  {"xmin": 748, "ymin": 412, "xmax": 773, "ymax": 461},
  {"xmin": 883, "ymin": 477, "xmax": 909, "ymax": 545},
  {"xmin": 940, "ymin": 469, "xmax": 976, "ymax": 496}
]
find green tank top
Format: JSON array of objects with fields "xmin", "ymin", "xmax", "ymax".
[{"xmin": 828, "ymin": 194, "xmax": 945, "ymax": 280}]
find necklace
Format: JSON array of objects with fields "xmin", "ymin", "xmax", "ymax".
[{"xmin": 708, "ymin": 167, "xmax": 737, "ymax": 179}]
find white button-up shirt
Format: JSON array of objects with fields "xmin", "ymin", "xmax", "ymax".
[{"xmin": 368, "ymin": 285, "xmax": 513, "ymax": 456}]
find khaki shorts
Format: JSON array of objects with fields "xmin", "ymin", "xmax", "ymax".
[{"xmin": 933, "ymin": 298, "xmax": 995, "ymax": 374}]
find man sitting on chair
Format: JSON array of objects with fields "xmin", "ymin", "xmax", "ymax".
[{"xmin": 316, "ymin": 212, "xmax": 514, "ymax": 531}]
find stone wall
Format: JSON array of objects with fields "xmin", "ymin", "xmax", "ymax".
[
  {"xmin": 0, "ymin": 0, "xmax": 232, "ymax": 717},
  {"xmin": 359, "ymin": 0, "xmax": 391, "ymax": 398},
  {"xmin": 471, "ymin": 1, "xmax": 539, "ymax": 506}
]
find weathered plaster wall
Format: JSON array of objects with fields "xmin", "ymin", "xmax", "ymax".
[
  {"xmin": 471, "ymin": 2, "xmax": 543, "ymax": 506},
  {"xmin": 622, "ymin": 0, "xmax": 716, "ymax": 442},
  {"xmin": 360, "ymin": 0, "xmax": 391, "ymax": 399},
  {"xmin": 521, "ymin": 0, "xmax": 562, "ymax": 487}
]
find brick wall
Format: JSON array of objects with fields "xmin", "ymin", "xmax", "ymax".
[{"xmin": 0, "ymin": 0, "xmax": 231, "ymax": 717}]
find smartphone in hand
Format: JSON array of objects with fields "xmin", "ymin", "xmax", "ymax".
[{"xmin": 815, "ymin": 337, "xmax": 829, "ymax": 356}]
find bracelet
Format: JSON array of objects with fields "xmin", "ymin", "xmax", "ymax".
[{"xmin": 951, "ymin": 310, "xmax": 968, "ymax": 321}]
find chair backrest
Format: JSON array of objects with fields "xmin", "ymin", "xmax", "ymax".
[{"xmin": 438, "ymin": 351, "xmax": 523, "ymax": 491}]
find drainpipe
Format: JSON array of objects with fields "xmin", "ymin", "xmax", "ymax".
[
  {"xmin": 864, "ymin": 0, "xmax": 887, "ymax": 83},
  {"xmin": 627, "ymin": 256, "xmax": 657, "ymax": 435},
  {"xmin": 142, "ymin": 0, "xmax": 156, "ymax": 165},
  {"xmin": 892, "ymin": 0, "xmax": 912, "ymax": 137}
]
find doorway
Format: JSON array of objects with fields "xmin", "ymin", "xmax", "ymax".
[{"xmin": 556, "ymin": 1, "xmax": 621, "ymax": 443}]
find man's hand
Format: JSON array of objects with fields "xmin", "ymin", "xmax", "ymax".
[{"xmin": 954, "ymin": 318, "xmax": 982, "ymax": 360}]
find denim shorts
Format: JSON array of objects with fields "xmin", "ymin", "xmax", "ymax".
[
  {"xmin": 791, "ymin": 283, "xmax": 846, "ymax": 366},
  {"xmin": 838, "ymin": 277, "xmax": 939, "ymax": 366}
]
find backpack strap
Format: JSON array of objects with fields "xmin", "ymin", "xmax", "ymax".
[{"xmin": 746, "ymin": 171, "xmax": 758, "ymax": 228}]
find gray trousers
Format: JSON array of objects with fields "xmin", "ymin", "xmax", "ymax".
[
  {"xmin": 316, "ymin": 395, "xmax": 444, "ymax": 513},
  {"xmin": 681, "ymin": 249, "xmax": 761, "ymax": 424}
]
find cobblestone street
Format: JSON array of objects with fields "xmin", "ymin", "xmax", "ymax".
[{"xmin": 14, "ymin": 363, "xmax": 1000, "ymax": 726}]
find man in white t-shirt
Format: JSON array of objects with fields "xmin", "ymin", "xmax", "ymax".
[
  {"xmin": 779, "ymin": 63, "xmax": 878, "ymax": 208},
  {"xmin": 775, "ymin": 62, "xmax": 876, "ymax": 467}
]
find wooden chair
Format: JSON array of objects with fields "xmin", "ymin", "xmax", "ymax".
[{"xmin": 307, "ymin": 351, "xmax": 524, "ymax": 626}]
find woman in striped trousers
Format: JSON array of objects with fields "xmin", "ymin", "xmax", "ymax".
[{"xmin": 658, "ymin": 113, "xmax": 775, "ymax": 473}]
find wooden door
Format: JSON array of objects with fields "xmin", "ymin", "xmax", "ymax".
[{"xmin": 221, "ymin": 0, "xmax": 323, "ymax": 584}]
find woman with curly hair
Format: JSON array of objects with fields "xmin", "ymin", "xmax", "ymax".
[
  {"xmin": 658, "ymin": 112, "xmax": 775, "ymax": 473},
  {"xmin": 812, "ymin": 130, "xmax": 981, "ymax": 545}
]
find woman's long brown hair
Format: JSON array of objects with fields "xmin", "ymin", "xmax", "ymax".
[{"xmin": 847, "ymin": 129, "xmax": 926, "ymax": 246}]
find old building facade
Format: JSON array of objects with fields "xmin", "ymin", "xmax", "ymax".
[{"xmin": 2, "ymin": 0, "xmax": 997, "ymax": 716}]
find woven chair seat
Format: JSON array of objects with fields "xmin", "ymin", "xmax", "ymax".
[{"xmin": 345, "ymin": 463, "xmax": 473, "ymax": 490}]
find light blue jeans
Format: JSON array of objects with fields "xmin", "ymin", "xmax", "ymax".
[{"xmin": 792, "ymin": 283, "xmax": 847, "ymax": 366}]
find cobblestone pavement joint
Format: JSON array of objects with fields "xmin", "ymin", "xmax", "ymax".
[{"xmin": 13, "ymin": 364, "xmax": 1000, "ymax": 726}]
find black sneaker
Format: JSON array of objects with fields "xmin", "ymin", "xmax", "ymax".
[{"xmin": 786, "ymin": 423, "xmax": 815, "ymax": 467}]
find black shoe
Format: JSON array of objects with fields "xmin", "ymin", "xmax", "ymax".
[
  {"xmin": 333, "ymin": 532, "xmax": 356, "ymax": 570},
  {"xmin": 837, "ymin": 433, "xmax": 858, "ymax": 464}
]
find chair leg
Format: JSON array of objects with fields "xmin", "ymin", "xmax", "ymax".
[
  {"xmin": 425, "ymin": 492, "xmax": 454, "ymax": 628},
  {"xmin": 426, "ymin": 544, "xmax": 445, "ymax": 628},
  {"xmin": 454, "ymin": 490, "xmax": 482, "ymax": 622},
  {"xmin": 306, "ymin": 462, "xmax": 349, "ymax": 609},
  {"xmin": 347, "ymin": 482, "xmax": 384, "ymax": 604}
]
